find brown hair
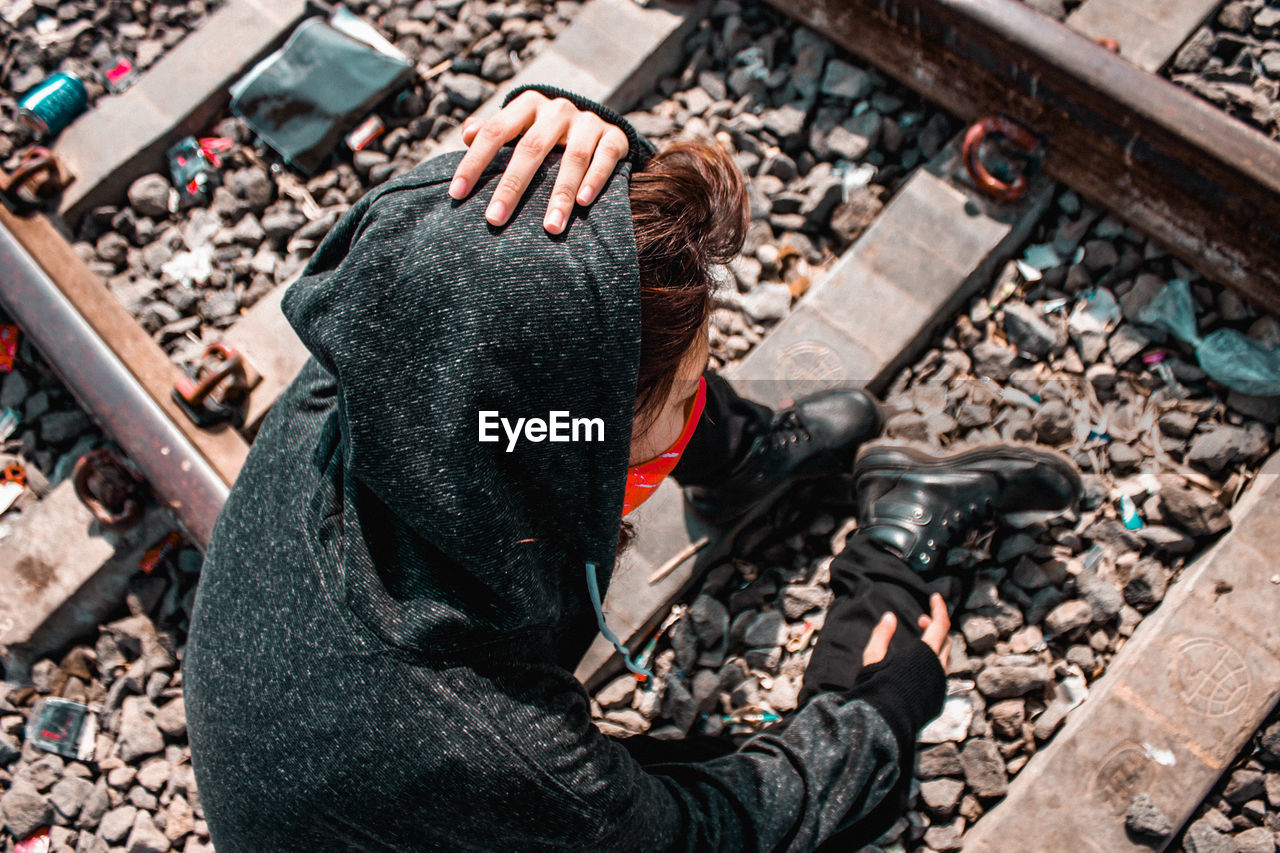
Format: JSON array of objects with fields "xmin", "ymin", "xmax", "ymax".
[
  {"xmin": 617, "ymin": 141, "xmax": 748, "ymax": 553},
  {"xmin": 629, "ymin": 140, "xmax": 749, "ymax": 434}
]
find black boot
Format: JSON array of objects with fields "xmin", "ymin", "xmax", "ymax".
[
  {"xmin": 684, "ymin": 389, "xmax": 882, "ymax": 525},
  {"xmin": 853, "ymin": 443, "xmax": 1083, "ymax": 572}
]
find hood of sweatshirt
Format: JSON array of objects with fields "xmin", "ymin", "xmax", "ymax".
[{"xmin": 278, "ymin": 149, "xmax": 641, "ymax": 663}]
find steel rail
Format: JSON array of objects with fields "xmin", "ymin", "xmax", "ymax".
[
  {"xmin": 769, "ymin": 0, "xmax": 1280, "ymax": 314},
  {"xmin": 0, "ymin": 216, "xmax": 229, "ymax": 549}
]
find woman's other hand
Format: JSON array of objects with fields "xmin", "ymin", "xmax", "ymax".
[{"xmin": 448, "ymin": 90, "xmax": 631, "ymax": 234}]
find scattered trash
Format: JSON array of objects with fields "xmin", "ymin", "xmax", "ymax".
[
  {"xmin": 25, "ymin": 697, "xmax": 97, "ymax": 761},
  {"xmin": 919, "ymin": 679, "xmax": 976, "ymax": 743},
  {"xmin": 16, "ymin": 71, "xmax": 88, "ymax": 141},
  {"xmin": 1143, "ymin": 351, "xmax": 1188, "ymax": 399},
  {"xmin": 103, "ymin": 56, "xmax": 138, "ymax": 94},
  {"xmin": 1022, "ymin": 243, "xmax": 1062, "ymax": 271},
  {"xmin": 345, "ymin": 114, "xmax": 386, "ymax": 152},
  {"xmin": 140, "ymin": 531, "xmax": 184, "ymax": 575},
  {"xmin": 722, "ymin": 709, "xmax": 782, "ymax": 727},
  {"xmin": 15, "ymin": 827, "xmax": 51, "ymax": 853},
  {"xmin": 1041, "ymin": 297, "xmax": 1069, "ymax": 313},
  {"xmin": 166, "ymin": 137, "xmax": 225, "ymax": 208},
  {"xmin": 1117, "ymin": 493, "xmax": 1145, "ymax": 530},
  {"xmin": 160, "ymin": 248, "xmax": 213, "ymax": 287},
  {"xmin": 0, "ymin": 407, "xmax": 20, "ymax": 441},
  {"xmin": 834, "ymin": 161, "xmax": 877, "ymax": 200},
  {"xmin": 1068, "ymin": 287, "xmax": 1121, "ymax": 334},
  {"xmin": 0, "ymin": 324, "xmax": 19, "ymax": 372},
  {"xmin": 229, "ymin": 5, "xmax": 414, "ymax": 173},
  {"xmin": 1139, "ymin": 279, "xmax": 1280, "ymax": 396}
]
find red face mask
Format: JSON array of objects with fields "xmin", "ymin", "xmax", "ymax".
[{"xmin": 622, "ymin": 377, "xmax": 706, "ymax": 516}]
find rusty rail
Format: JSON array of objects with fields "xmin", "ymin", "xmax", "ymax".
[
  {"xmin": 0, "ymin": 210, "xmax": 235, "ymax": 549},
  {"xmin": 769, "ymin": 0, "xmax": 1280, "ymax": 315}
]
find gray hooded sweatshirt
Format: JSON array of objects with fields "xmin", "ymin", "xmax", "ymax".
[{"xmin": 185, "ymin": 115, "xmax": 944, "ymax": 851}]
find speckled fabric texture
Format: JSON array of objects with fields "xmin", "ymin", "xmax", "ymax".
[{"xmin": 185, "ymin": 123, "xmax": 942, "ymax": 851}]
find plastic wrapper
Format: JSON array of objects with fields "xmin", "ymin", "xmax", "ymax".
[
  {"xmin": 1138, "ymin": 279, "xmax": 1280, "ymax": 397},
  {"xmin": 229, "ymin": 6, "xmax": 413, "ymax": 173}
]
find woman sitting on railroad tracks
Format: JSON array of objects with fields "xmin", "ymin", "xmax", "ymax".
[{"xmin": 184, "ymin": 86, "xmax": 1082, "ymax": 851}]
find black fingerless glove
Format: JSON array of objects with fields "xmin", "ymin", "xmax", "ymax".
[
  {"xmin": 846, "ymin": 639, "xmax": 947, "ymax": 761},
  {"xmin": 501, "ymin": 84, "xmax": 657, "ymax": 171}
]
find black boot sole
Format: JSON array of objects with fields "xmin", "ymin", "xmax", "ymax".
[{"xmin": 854, "ymin": 441, "xmax": 1083, "ymax": 527}]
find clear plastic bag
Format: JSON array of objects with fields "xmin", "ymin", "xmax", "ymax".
[{"xmin": 1138, "ymin": 279, "xmax": 1280, "ymax": 397}]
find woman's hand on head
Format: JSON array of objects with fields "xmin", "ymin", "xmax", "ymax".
[{"xmin": 448, "ymin": 90, "xmax": 631, "ymax": 234}]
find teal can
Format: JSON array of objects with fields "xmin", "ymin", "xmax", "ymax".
[{"xmin": 17, "ymin": 72, "xmax": 88, "ymax": 140}]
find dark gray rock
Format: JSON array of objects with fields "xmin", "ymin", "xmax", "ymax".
[
  {"xmin": 976, "ymin": 664, "xmax": 1051, "ymax": 699},
  {"xmin": 117, "ymin": 697, "xmax": 165, "ymax": 762},
  {"xmin": 1223, "ymin": 768, "xmax": 1266, "ymax": 805},
  {"xmin": 1124, "ymin": 792, "xmax": 1173, "ymax": 839},
  {"xmin": 38, "ymin": 409, "xmax": 92, "ymax": 444},
  {"xmin": 1123, "ymin": 558, "xmax": 1169, "ymax": 611},
  {"xmin": 780, "ymin": 585, "xmax": 826, "ymax": 620},
  {"xmin": 1157, "ymin": 485, "xmax": 1231, "ymax": 537},
  {"xmin": 1186, "ymin": 426, "xmax": 1249, "ymax": 474},
  {"xmin": 1044, "ymin": 599, "xmax": 1094, "ymax": 638},
  {"xmin": 127, "ymin": 174, "xmax": 171, "ymax": 218},
  {"xmin": 1032, "ymin": 400, "xmax": 1074, "ymax": 445},
  {"xmin": 1234, "ymin": 827, "xmax": 1277, "ymax": 853},
  {"xmin": 1076, "ymin": 571, "xmax": 1124, "ymax": 622},
  {"xmin": 662, "ymin": 675, "xmax": 697, "ymax": 735},
  {"xmin": 820, "ymin": 59, "xmax": 872, "ymax": 99},
  {"xmin": 918, "ymin": 742, "xmax": 965, "ymax": 778},
  {"xmin": 960, "ymin": 739, "xmax": 1009, "ymax": 798},
  {"xmin": 1108, "ymin": 324, "xmax": 1150, "ymax": 366},
  {"xmin": 49, "ymin": 775, "xmax": 95, "ymax": 820},
  {"xmin": 1, "ymin": 779, "xmax": 54, "ymax": 839},
  {"xmin": 919, "ymin": 777, "xmax": 965, "ymax": 818},
  {"xmin": 1182, "ymin": 817, "xmax": 1232, "ymax": 853},
  {"xmin": 1003, "ymin": 302, "xmax": 1064, "ymax": 357},
  {"xmin": 125, "ymin": 808, "xmax": 169, "ymax": 853},
  {"xmin": 972, "ymin": 340, "xmax": 1018, "ymax": 382}
]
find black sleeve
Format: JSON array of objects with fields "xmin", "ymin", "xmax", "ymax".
[
  {"xmin": 502, "ymin": 83, "xmax": 658, "ymax": 171},
  {"xmin": 845, "ymin": 638, "xmax": 947, "ymax": 761}
]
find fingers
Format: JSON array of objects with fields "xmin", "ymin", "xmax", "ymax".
[
  {"xmin": 861, "ymin": 612, "xmax": 898, "ymax": 667},
  {"xmin": 576, "ymin": 125, "xmax": 630, "ymax": 206},
  {"xmin": 449, "ymin": 92, "xmax": 540, "ymax": 202},
  {"xmin": 921, "ymin": 592, "xmax": 952, "ymax": 671},
  {"xmin": 543, "ymin": 113, "xmax": 602, "ymax": 234}
]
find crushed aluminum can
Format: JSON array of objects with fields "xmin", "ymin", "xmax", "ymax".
[
  {"xmin": 0, "ymin": 324, "xmax": 18, "ymax": 372},
  {"xmin": 103, "ymin": 56, "xmax": 138, "ymax": 94},
  {"xmin": 25, "ymin": 697, "xmax": 97, "ymax": 761},
  {"xmin": 345, "ymin": 114, "xmax": 385, "ymax": 152},
  {"xmin": 140, "ymin": 530, "xmax": 183, "ymax": 575},
  {"xmin": 16, "ymin": 827, "xmax": 51, "ymax": 853},
  {"xmin": 167, "ymin": 136, "xmax": 221, "ymax": 208}
]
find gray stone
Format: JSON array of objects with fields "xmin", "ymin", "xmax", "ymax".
[
  {"xmin": 1003, "ymin": 302, "xmax": 1064, "ymax": 357},
  {"xmin": 1, "ymin": 779, "xmax": 54, "ymax": 839},
  {"xmin": 76, "ymin": 781, "xmax": 108, "ymax": 830},
  {"xmin": 1124, "ymin": 792, "xmax": 1172, "ymax": 839},
  {"xmin": 1159, "ymin": 409, "xmax": 1200, "ymax": 439},
  {"xmin": 1182, "ymin": 818, "xmax": 1232, "ymax": 853},
  {"xmin": 780, "ymin": 585, "xmax": 826, "ymax": 620},
  {"xmin": 824, "ymin": 111, "xmax": 882, "ymax": 161},
  {"xmin": 960, "ymin": 739, "xmax": 1009, "ymax": 798},
  {"xmin": 920, "ymin": 777, "xmax": 965, "ymax": 818},
  {"xmin": 128, "ymin": 174, "xmax": 172, "ymax": 218},
  {"xmin": 743, "ymin": 611, "xmax": 786, "ymax": 649},
  {"xmin": 1157, "ymin": 485, "xmax": 1231, "ymax": 537},
  {"xmin": 126, "ymin": 808, "xmax": 170, "ymax": 853},
  {"xmin": 1076, "ymin": 571, "xmax": 1124, "ymax": 622},
  {"xmin": 1120, "ymin": 273, "xmax": 1165, "ymax": 321},
  {"xmin": 669, "ymin": 616, "xmax": 698, "ymax": 672},
  {"xmin": 972, "ymin": 340, "xmax": 1018, "ymax": 382},
  {"xmin": 117, "ymin": 697, "xmax": 165, "ymax": 762},
  {"xmin": 626, "ymin": 112, "xmax": 677, "ymax": 139},
  {"xmin": 1032, "ymin": 400, "xmax": 1074, "ymax": 445},
  {"xmin": 1123, "ymin": 558, "xmax": 1169, "ymax": 611},
  {"xmin": 40, "ymin": 408, "xmax": 92, "ymax": 444},
  {"xmin": 662, "ymin": 676, "xmax": 696, "ymax": 735},
  {"xmin": 760, "ymin": 104, "xmax": 808, "ymax": 146},
  {"xmin": 1044, "ymin": 599, "xmax": 1094, "ymax": 637},
  {"xmin": 18, "ymin": 753, "xmax": 62, "ymax": 791},
  {"xmin": 0, "ymin": 730, "xmax": 19, "ymax": 765},
  {"xmin": 154, "ymin": 697, "xmax": 186, "ymax": 739},
  {"xmin": 918, "ymin": 742, "xmax": 964, "ymax": 778},
  {"xmin": 689, "ymin": 595, "xmax": 729, "ymax": 649},
  {"xmin": 1186, "ymin": 427, "xmax": 1248, "ymax": 474},
  {"xmin": 740, "ymin": 283, "xmax": 792, "ymax": 322},
  {"xmin": 261, "ymin": 210, "xmax": 306, "ymax": 242},
  {"xmin": 1224, "ymin": 768, "xmax": 1266, "ymax": 805},
  {"xmin": 977, "ymin": 664, "xmax": 1051, "ymax": 699},
  {"xmin": 596, "ymin": 675, "xmax": 634, "ymax": 709},
  {"xmin": 1108, "ymin": 324, "xmax": 1150, "ymax": 366},
  {"xmin": 820, "ymin": 59, "xmax": 872, "ymax": 99},
  {"xmin": 1234, "ymin": 827, "xmax": 1277, "ymax": 853},
  {"xmin": 961, "ymin": 614, "xmax": 1000, "ymax": 653},
  {"xmin": 48, "ymin": 775, "xmax": 94, "ymax": 820},
  {"xmin": 923, "ymin": 819, "xmax": 965, "ymax": 852}
]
